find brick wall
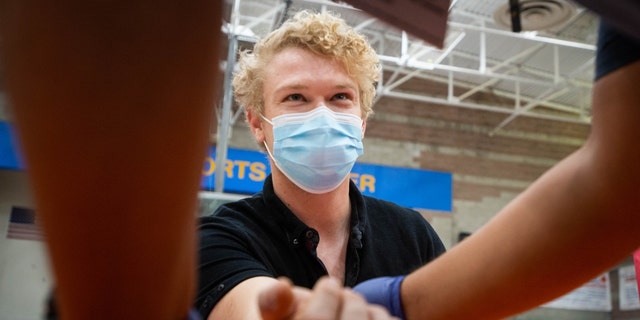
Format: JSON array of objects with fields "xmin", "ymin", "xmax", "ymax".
[{"xmin": 363, "ymin": 77, "xmax": 589, "ymax": 248}]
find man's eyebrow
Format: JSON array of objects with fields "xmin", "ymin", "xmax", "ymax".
[
  {"xmin": 334, "ymin": 83, "xmax": 357, "ymax": 90},
  {"xmin": 272, "ymin": 82, "xmax": 357, "ymax": 95},
  {"xmin": 273, "ymin": 83, "xmax": 308, "ymax": 94}
]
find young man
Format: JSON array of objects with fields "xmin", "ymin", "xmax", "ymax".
[{"xmin": 195, "ymin": 11, "xmax": 446, "ymax": 319}]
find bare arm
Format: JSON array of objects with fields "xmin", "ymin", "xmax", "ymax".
[
  {"xmin": 0, "ymin": 1, "xmax": 222, "ymax": 319},
  {"xmin": 208, "ymin": 277, "xmax": 280, "ymax": 320},
  {"xmin": 402, "ymin": 60, "xmax": 640, "ymax": 319}
]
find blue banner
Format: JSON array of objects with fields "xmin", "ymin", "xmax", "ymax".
[
  {"xmin": 201, "ymin": 146, "xmax": 452, "ymax": 212},
  {"xmin": 1, "ymin": 122, "xmax": 452, "ymax": 212},
  {"xmin": 201, "ymin": 147, "xmax": 270, "ymax": 195},
  {"xmin": 0, "ymin": 122, "xmax": 23, "ymax": 170}
]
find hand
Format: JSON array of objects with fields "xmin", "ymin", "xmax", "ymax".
[{"xmin": 259, "ymin": 277, "xmax": 398, "ymax": 320}]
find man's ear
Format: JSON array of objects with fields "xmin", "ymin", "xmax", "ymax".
[{"xmin": 246, "ymin": 108, "xmax": 265, "ymax": 143}]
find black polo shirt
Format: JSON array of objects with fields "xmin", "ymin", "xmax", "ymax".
[{"xmin": 195, "ymin": 175, "xmax": 446, "ymax": 317}]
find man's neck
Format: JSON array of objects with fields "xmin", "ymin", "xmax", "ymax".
[
  {"xmin": 272, "ymin": 172, "xmax": 352, "ymax": 283},
  {"xmin": 272, "ymin": 172, "xmax": 352, "ymax": 235}
]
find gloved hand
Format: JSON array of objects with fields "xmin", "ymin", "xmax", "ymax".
[
  {"xmin": 352, "ymin": 276, "xmax": 406, "ymax": 320},
  {"xmin": 188, "ymin": 308, "xmax": 202, "ymax": 320}
]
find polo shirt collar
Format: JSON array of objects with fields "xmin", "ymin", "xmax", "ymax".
[{"xmin": 261, "ymin": 175, "xmax": 366, "ymax": 250}]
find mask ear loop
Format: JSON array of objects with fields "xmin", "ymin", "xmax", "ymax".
[
  {"xmin": 259, "ymin": 114, "xmax": 281, "ymax": 174},
  {"xmin": 263, "ymin": 141, "xmax": 276, "ymax": 163},
  {"xmin": 259, "ymin": 113, "xmax": 274, "ymax": 156},
  {"xmin": 259, "ymin": 113, "xmax": 273, "ymax": 125}
]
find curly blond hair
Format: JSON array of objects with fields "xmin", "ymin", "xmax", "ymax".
[{"xmin": 232, "ymin": 10, "xmax": 380, "ymax": 119}]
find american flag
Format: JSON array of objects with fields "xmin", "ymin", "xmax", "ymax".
[{"xmin": 6, "ymin": 206, "xmax": 43, "ymax": 241}]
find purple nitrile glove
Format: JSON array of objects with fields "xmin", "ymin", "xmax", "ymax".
[{"xmin": 353, "ymin": 276, "xmax": 406, "ymax": 320}]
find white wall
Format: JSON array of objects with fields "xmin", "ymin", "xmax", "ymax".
[{"xmin": 0, "ymin": 170, "xmax": 51, "ymax": 320}]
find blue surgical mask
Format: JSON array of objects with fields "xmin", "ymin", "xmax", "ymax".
[{"xmin": 262, "ymin": 106, "xmax": 364, "ymax": 194}]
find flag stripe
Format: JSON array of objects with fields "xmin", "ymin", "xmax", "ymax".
[{"xmin": 6, "ymin": 206, "xmax": 42, "ymax": 241}]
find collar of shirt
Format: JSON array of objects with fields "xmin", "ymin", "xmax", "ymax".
[{"xmin": 261, "ymin": 175, "xmax": 366, "ymax": 252}]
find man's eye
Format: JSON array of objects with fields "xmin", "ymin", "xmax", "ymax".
[
  {"xmin": 285, "ymin": 94, "xmax": 305, "ymax": 101},
  {"xmin": 334, "ymin": 93, "xmax": 349, "ymax": 100}
]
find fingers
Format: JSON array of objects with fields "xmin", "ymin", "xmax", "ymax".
[
  {"xmin": 291, "ymin": 277, "xmax": 399, "ymax": 320},
  {"xmin": 339, "ymin": 289, "xmax": 369, "ymax": 319},
  {"xmin": 291, "ymin": 285, "xmax": 312, "ymax": 306},
  {"xmin": 293, "ymin": 277, "xmax": 343, "ymax": 320},
  {"xmin": 258, "ymin": 278, "xmax": 295, "ymax": 320}
]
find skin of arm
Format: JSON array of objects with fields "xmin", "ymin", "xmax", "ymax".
[
  {"xmin": 208, "ymin": 276, "xmax": 280, "ymax": 320},
  {"xmin": 402, "ymin": 61, "xmax": 640, "ymax": 319},
  {"xmin": 0, "ymin": 1, "xmax": 222, "ymax": 319}
]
